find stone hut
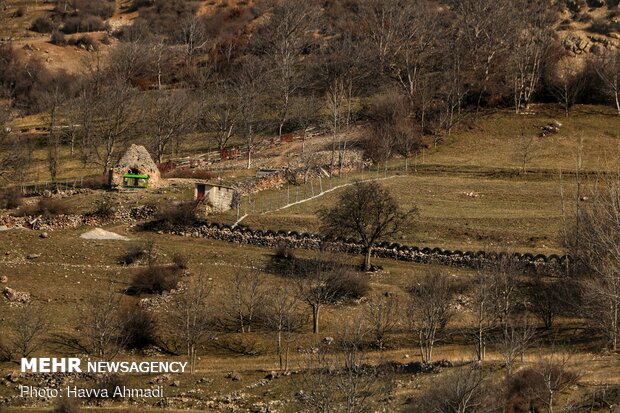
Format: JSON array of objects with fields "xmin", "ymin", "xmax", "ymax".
[
  {"xmin": 109, "ymin": 144, "xmax": 162, "ymax": 189},
  {"xmin": 195, "ymin": 182, "xmax": 236, "ymax": 213}
]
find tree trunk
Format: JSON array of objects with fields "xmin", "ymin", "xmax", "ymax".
[
  {"xmin": 312, "ymin": 304, "xmax": 320, "ymax": 334},
  {"xmin": 364, "ymin": 246, "xmax": 372, "ymax": 271}
]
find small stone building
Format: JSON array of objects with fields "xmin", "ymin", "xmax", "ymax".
[
  {"xmin": 109, "ymin": 144, "xmax": 162, "ymax": 189},
  {"xmin": 195, "ymin": 182, "xmax": 236, "ymax": 213}
]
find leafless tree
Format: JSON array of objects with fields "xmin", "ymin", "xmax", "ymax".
[
  {"xmin": 233, "ymin": 57, "xmax": 269, "ymax": 169},
  {"xmin": 593, "ymin": 48, "xmax": 620, "ymax": 115},
  {"xmin": 295, "ymin": 255, "xmax": 343, "ymax": 334},
  {"xmin": 144, "ymin": 91, "xmax": 194, "ymax": 163},
  {"xmin": 0, "ymin": 106, "xmax": 30, "ymax": 184},
  {"xmin": 180, "ymin": 16, "xmax": 209, "ymax": 67},
  {"xmin": 261, "ymin": 282, "xmax": 306, "ymax": 372},
  {"xmin": 258, "ymin": 0, "xmax": 318, "ymax": 140},
  {"xmin": 7, "ymin": 304, "xmax": 49, "ymax": 359},
  {"xmin": 220, "ymin": 261, "xmax": 266, "ymax": 333},
  {"xmin": 515, "ymin": 130, "xmax": 539, "ymax": 174},
  {"xmin": 74, "ymin": 75, "xmax": 140, "ymax": 173},
  {"xmin": 81, "ymin": 286, "xmax": 125, "ymax": 360},
  {"xmin": 292, "ymin": 94, "xmax": 321, "ymax": 155},
  {"xmin": 318, "ymin": 181, "xmax": 417, "ymax": 271},
  {"xmin": 509, "ymin": 2, "xmax": 555, "ymax": 113},
  {"xmin": 199, "ymin": 78, "xmax": 238, "ymax": 152},
  {"xmin": 548, "ymin": 57, "xmax": 586, "ymax": 117},
  {"xmin": 406, "ymin": 364, "xmax": 495, "ymax": 413},
  {"xmin": 571, "ymin": 173, "xmax": 620, "ymax": 351},
  {"xmin": 164, "ymin": 271, "xmax": 212, "ymax": 374},
  {"xmin": 364, "ymin": 292, "xmax": 400, "ymax": 350},
  {"xmin": 406, "ymin": 272, "xmax": 454, "ymax": 363}
]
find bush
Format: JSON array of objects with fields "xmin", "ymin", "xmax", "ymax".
[
  {"xmin": 328, "ymin": 271, "xmax": 370, "ymax": 301},
  {"xmin": 92, "ymin": 198, "xmax": 116, "ymax": 219},
  {"xmin": 62, "ymin": 15, "xmax": 108, "ymax": 34},
  {"xmin": 162, "ymin": 167, "xmax": 215, "ymax": 180},
  {"xmin": 119, "ymin": 305, "xmax": 157, "ymax": 349},
  {"xmin": 0, "ymin": 187, "xmax": 22, "ymax": 209},
  {"xmin": 17, "ymin": 198, "xmax": 70, "ymax": 217},
  {"xmin": 31, "ymin": 16, "xmax": 56, "ymax": 33},
  {"xmin": 118, "ymin": 242, "xmax": 154, "ymax": 265},
  {"xmin": 129, "ymin": 265, "xmax": 180, "ymax": 294},
  {"xmin": 157, "ymin": 201, "xmax": 197, "ymax": 227},
  {"xmin": 69, "ymin": 35, "xmax": 99, "ymax": 51},
  {"xmin": 274, "ymin": 243, "xmax": 295, "ymax": 261},
  {"xmin": 50, "ymin": 30, "xmax": 67, "ymax": 45},
  {"xmin": 172, "ymin": 253, "xmax": 188, "ymax": 269},
  {"xmin": 13, "ymin": 7, "xmax": 26, "ymax": 18},
  {"xmin": 81, "ymin": 175, "xmax": 108, "ymax": 190},
  {"xmin": 52, "ymin": 397, "xmax": 80, "ymax": 413}
]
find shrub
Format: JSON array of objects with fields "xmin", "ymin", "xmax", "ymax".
[
  {"xmin": 31, "ymin": 16, "xmax": 56, "ymax": 33},
  {"xmin": 81, "ymin": 175, "xmax": 108, "ymax": 190},
  {"xmin": 328, "ymin": 271, "xmax": 370, "ymax": 301},
  {"xmin": 69, "ymin": 35, "xmax": 99, "ymax": 51},
  {"xmin": 17, "ymin": 198, "xmax": 70, "ymax": 217},
  {"xmin": 62, "ymin": 15, "xmax": 108, "ymax": 34},
  {"xmin": 119, "ymin": 305, "xmax": 157, "ymax": 349},
  {"xmin": 274, "ymin": 243, "xmax": 295, "ymax": 261},
  {"xmin": 157, "ymin": 201, "xmax": 197, "ymax": 227},
  {"xmin": 162, "ymin": 167, "xmax": 215, "ymax": 180},
  {"xmin": 50, "ymin": 31, "xmax": 67, "ymax": 45},
  {"xmin": 92, "ymin": 198, "xmax": 116, "ymax": 219},
  {"xmin": 13, "ymin": 7, "xmax": 26, "ymax": 18},
  {"xmin": 52, "ymin": 397, "xmax": 80, "ymax": 413},
  {"xmin": 172, "ymin": 253, "xmax": 188, "ymax": 269},
  {"xmin": 118, "ymin": 242, "xmax": 154, "ymax": 265},
  {"xmin": 0, "ymin": 187, "xmax": 22, "ymax": 209},
  {"xmin": 129, "ymin": 265, "xmax": 180, "ymax": 294},
  {"xmin": 505, "ymin": 364, "xmax": 579, "ymax": 412}
]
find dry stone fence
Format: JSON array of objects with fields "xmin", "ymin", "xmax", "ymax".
[{"xmin": 0, "ymin": 206, "xmax": 567, "ymax": 272}]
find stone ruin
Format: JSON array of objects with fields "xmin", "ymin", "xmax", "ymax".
[{"xmin": 109, "ymin": 144, "xmax": 162, "ymax": 189}]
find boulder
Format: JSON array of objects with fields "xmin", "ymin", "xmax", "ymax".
[{"xmin": 3, "ymin": 287, "xmax": 31, "ymax": 303}]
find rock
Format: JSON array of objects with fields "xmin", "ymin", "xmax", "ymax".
[
  {"xmin": 265, "ymin": 371, "xmax": 278, "ymax": 380},
  {"xmin": 226, "ymin": 372, "xmax": 241, "ymax": 381},
  {"xmin": 0, "ymin": 276, "xmax": 7, "ymax": 283},
  {"xmin": 170, "ymin": 380, "xmax": 180, "ymax": 387},
  {"xmin": 3, "ymin": 287, "xmax": 31, "ymax": 303},
  {"xmin": 26, "ymin": 254, "xmax": 40, "ymax": 259},
  {"xmin": 322, "ymin": 336, "xmax": 334, "ymax": 345},
  {"xmin": 39, "ymin": 232, "xmax": 49, "ymax": 239}
]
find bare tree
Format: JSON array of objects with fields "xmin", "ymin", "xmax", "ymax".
[
  {"xmin": 593, "ymin": 48, "xmax": 620, "ymax": 115},
  {"xmin": 81, "ymin": 286, "xmax": 125, "ymax": 360},
  {"xmin": 145, "ymin": 91, "xmax": 194, "ymax": 163},
  {"xmin": 364, "ymin": 292, "xmax": 400, "ymax": 350},
  {"xmin": 295, "ymin": 255, "xmax": 342, "ymax": 334},
  {"xmin": 318, "ymin": 181, "xmax": 417, "ymax": 271},
  {"xmin": 406, "ymin": 272, "xmax": 454, "ymax": 363},
  {"xmin": 220, "ymin": 261, "xmax": 266, "ymax": 333},
  {"xmin": 257, "ymin": 0, "xmax": 318, "ymax": 140},
  {"xmin": 7, "ymin": 304, "xmax": 48, "ymax": 359},
  {"xmin": 199, "ymin": 78, "xmax": 238, "ymax": 152},
  {"xmin": 515, "ymin": 130, "xmax": 539, "ymax": 174},
  {"xmin": 74, "ymin": 76, "xmax": 139, "ymax": 173},
  {"xmin": 406, "ymin": 364, "xmax": 495, "ymax": 413},
  {"xmin": 548, "ymin": 57, "xmax": 585, "ymax": 117},
  {"xmin": 261, "ymin": 283, "xmax": 305, "ymax": 372},
  {"xmin": 572, "ymin": 173, "xmax": 620, "ymax": 351},
  {"xmin": 509, "ymin": 2, "xmax": 555, "ymax": 113},
  {"xmin": 233, "ymin": 57, "xmax": 268, "ymax": 169},
  {"xmin": 165, "ymin": 271, "xmax": 212, "ymax": 374}
]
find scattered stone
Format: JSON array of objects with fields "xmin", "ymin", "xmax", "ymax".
[
  {"xmin": 39, "ymin": 232, "xmax": 49, "ymax": 238},
  {"xmin": 26, "ymin": 254, "xmax": 40, "ymax": 259},
  {"xmin": 0, "ymin": 276, "xmax": 7, "ymax": 283},
  {"xmin": 3, "ymin": 287, "xmax": 31, "ymax": 303},
  {"xmin": 322, "ymin": 336, "xmax": 334, "ymax": 345},
  {"xmin": 170, "ymin": 380, "xmax": 180, "ymax": 387},
  {"xmin": 225, "ymin": 372, "xmax": 241, "ymax": 381}
]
